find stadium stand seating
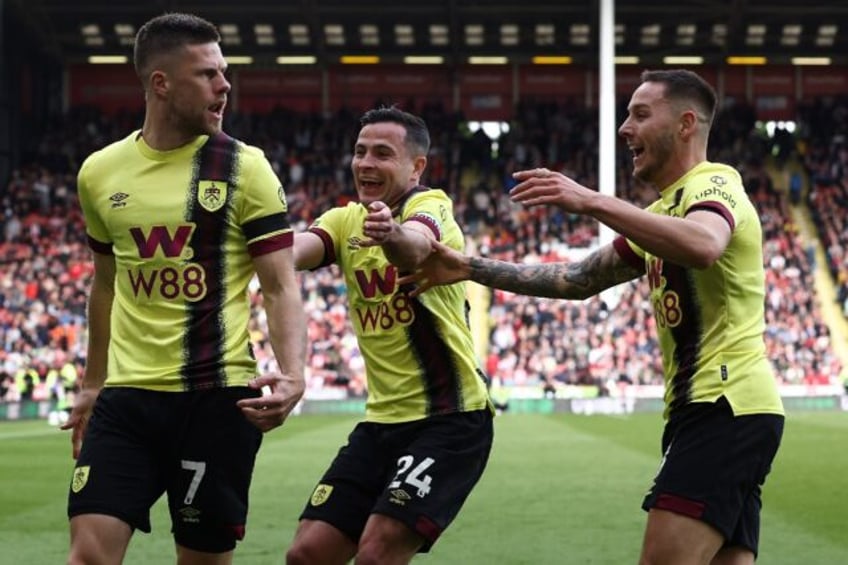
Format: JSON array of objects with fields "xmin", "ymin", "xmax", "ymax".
[{"xmin": 1, "ymin": 100, "xmax": 845, "ymax": 408}]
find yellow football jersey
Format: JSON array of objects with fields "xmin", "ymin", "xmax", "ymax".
[
  {"xmin": 614, "ymin": 162, "xmax": 784, "ymax": 419},
  {"xmin": 308, "ymin": 188, "xmax": 493, "ymax": 423},
  {"xmin": 78, "ymin": 131, "xmax": 292, "ymax": 391}
]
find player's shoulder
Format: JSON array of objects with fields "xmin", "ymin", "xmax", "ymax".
[
  {"xmin": 225, "ymin": 134, "xmax": 281, "ymax": 180},
  {"xmin": 403, "ymin": 186, "xmax": 454, "ymax": 217},
  {"xmin": 680, "ymin": 162, "xmax": 755, "ymax": 219},
  {"xmin": 79, "ymin": 131, "xmax": 140, "ymax": 183},
  {"xmin": 409, "ymin": 185, "xmax": 450, "ymax": 200},
  {"xmin": 333, "ymin": 201, "xmax": 367, "ymax": 219},
  {"xmin": 81, "ymin": 130, "xmax": 139, "ymax": 169},
  {"xmin": 403, "ymin": 185, "xmax": 452, "ymax": 209},
  {"xmin": 689, "ymin": 161, "xmax": 744, "ymax": 187},
  {"xmin": 309, "ymin": 201, "xmax": 362, "ymax": 234},
  {"xmin": 227, "ymin": 135, "xmax": 267, "ymax": 162}
]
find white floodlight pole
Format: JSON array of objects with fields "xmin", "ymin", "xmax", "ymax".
[{"xmin": 598, "ymin": 0, "xmax": 616, "ymax": 248}]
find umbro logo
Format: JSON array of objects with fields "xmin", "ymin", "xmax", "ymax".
[
  {"xmin": 389, "ymin": 489, "xmax": 411, "ymax": 506},
  {"xmin": 110, "ymin": 192, "xmax": 130, "ymax": 208},
  {"xmin": 347, "ymin": 236, "xmax": 363, "ymax": 251}
]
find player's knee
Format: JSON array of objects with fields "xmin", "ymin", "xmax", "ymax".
[
  {"xmin": 353, "ymin": 544, "xmax": 388, "ymax": 565},
  {"xmin": 286, "ymin": 540, "xmax": 320, "ymax": 565},
  {"xmin": 67, "ymin": 528, "xmax": 128, "ymax": 565},
  {"xmin": 712, "ymin": 546, "xmax": 756, "ymax": 565},
  {"xmin": 355, "ymin": 536, "xmax": 417, "ymax": 565},
  {"xmin": 67, "ymin": 545, "xmax": 116, "ymax": 565},
  {"xmin": 639, "ymin": 537, "xmax": 718, "ymax": 565},
  {"xmin": 67, "ymin": 549, "xmax": 86, "ymax": 565}
]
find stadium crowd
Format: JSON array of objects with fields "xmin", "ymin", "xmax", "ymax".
[
  {"xmin": 799, "ymin": 95, "xmax": 848, "ymax": 318},
  {"xmin": 1, "ymin": 98, "xmax": 844, "ymax": 407}
]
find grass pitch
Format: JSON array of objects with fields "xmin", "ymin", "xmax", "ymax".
[{"xmin": 1, "ymin": 411, "xmax": 846, "ymax": 564}]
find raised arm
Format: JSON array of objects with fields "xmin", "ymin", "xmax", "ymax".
[
  {"xmin": 402, "ymin": 241, "xmax": 642, "ymax": 300},
  {"xmin": 511, "ymin": 169, "xmax": 731, "ymax": 269},
  {"xmin": 360, "ymin": 200, "xmax": 434, "ymax": 272}
]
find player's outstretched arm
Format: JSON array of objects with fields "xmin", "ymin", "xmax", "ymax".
[
  {"xmin": 510, "ymin": 168, "xmax": 731, "ymax": 269},
  {"xmin": 360, "ymin": 201, "xmax": 433, "ymax": 272},
  {"xmin": 402, "ymin": 242, "xmax": 642, "ymax": 300},
  {"xmin": 397, "ymin": 239, "xmax": 472, "ymax": 295}
]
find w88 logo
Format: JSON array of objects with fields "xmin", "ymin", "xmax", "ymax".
[{"xmin": 127, "ymin": 264, "xmax": 207, "ymax": 301}]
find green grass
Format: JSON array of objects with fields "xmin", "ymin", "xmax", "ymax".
[{"xmin": 1, "ymin": 412, "xmax": 846, "ymax": 564}]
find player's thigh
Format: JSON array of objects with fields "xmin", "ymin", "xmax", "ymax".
[
  {"xmin": 721, "ymin": 410, "xmax": 783, "ymax": 554},
  {"xmin": 711, "ymin": 546, "xmax": 756, "ymax": 565},
  {"xmin": 69, "ymin": 513, "xmax": 133, "ymax": 564},
  {"xmin": 640, "ymin": 508, "xmax": 724, "ymax": 565},
  {"xmin": 298, "ymin": 422, "xmax": 393, "ymax": 544},
  {"xmin": 68, "ymin": 387, "xmax": 167, "ymax": 533},
  {"xmin": 175, "ymin": 544, "xmax": 235, "ymax": 565},
  {"xmin": 358, "ymin": 513, "xmax": 425, "ymax": 565},
  {"xmin": 287, "ymin": 519, "xmax": 358, "ymax": 565}
]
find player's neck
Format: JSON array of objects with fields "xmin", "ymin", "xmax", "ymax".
[
  {"xmin": 654, "ymin": 145, "xmax": 707, "ymax": 190},
  {"xmin": 140, "ymin": 117, "xmax": 201, "ymax": 152}
]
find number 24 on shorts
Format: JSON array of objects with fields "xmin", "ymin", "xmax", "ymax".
[{"xmin": 389, "ymin": 456, "xmax": 434, "ymax": 497}]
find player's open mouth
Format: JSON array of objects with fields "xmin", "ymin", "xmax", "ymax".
[
  {"xmin": 208, "ymin": 101, "xmax": 225, "ymax": 118},
  {"xmin": 359, "ymin": 180, "xmax": 383, "ymax": 190},
  {"xmin": 630, "ymin": 146, "xmax": 644, "ymax": 161}
]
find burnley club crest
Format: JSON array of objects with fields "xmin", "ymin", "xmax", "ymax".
[{"xmin": 198, "ymin": 180, "xmax": 227, "ymax": 212}]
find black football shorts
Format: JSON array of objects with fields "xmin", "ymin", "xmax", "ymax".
[
  {"xmin": 300, "ymin": 409, "xmax": 494, "ymax": 552},
  {"xmin": 68, "ymin": 386, "xmax": 263, "ymax": 553},
  {"xmin": 642, "ymin": 396, "xmax": 784, "ymax": 556}
]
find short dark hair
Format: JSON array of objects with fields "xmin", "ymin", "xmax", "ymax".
[
  {"xmin": 133, "ymin": 13, "xmax": 220, "ymax": 81},
  {"xmin": 640, "ymin": 69, "xmax": 718, "ymax": 126},
  {"xmin": 359, "ymin": 106, "xmax": 431, "ymax": 156}
]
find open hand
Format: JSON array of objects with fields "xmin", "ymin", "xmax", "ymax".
[
  {"xmin": 510, "ymin": 167, "xmax": 593, "ymax": 213},
  {"xmin": 397, "ymin": 239, "xmax": 471, "ymax": 297}
]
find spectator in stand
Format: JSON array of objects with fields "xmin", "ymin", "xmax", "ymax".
[{"xmin": 3, "ymin": 93, "xmax": 844, "ymax": 404}]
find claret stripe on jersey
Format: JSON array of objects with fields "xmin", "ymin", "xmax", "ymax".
[
  {"xmin": 405, "ymin": 297, "xmax": 463, "ymax": 415},
  {"xmin": 182, "ymin": 133, "xmax": 238, "ymax": 390},
  {"xmin": 665, "ymin": 263, "xmax": 702, "ymax": 416}
]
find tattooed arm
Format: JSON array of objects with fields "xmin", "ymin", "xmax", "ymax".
[
  {"xmin": 400, "ymin": 240, "xmax": 642, "ymax": 300},
  {"xmin": 468, "ymin": 244, "xmax": 641, "ymax": 300}
]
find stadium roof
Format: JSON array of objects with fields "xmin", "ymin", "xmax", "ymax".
[{"xmin": 9, "ymin": 0, "xmax": 848, "ymax": 67}]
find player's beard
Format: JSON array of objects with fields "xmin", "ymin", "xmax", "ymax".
[
  {"xmin": 168, "ymin": 103, "xmax": 221, "ymax": 139},
  {"xmin": 633, "ymin": 131, "xmax": 675, "ymax": 186}
]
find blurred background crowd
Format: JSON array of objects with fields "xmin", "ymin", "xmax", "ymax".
[{"xmin": 2, "ymin": 96, "xmax": 847, "ymax": 408}]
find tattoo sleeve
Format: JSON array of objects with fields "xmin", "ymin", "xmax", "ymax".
[{"xmin": 468, "ymin": 244, "xmax": 642, "ymax": 300}]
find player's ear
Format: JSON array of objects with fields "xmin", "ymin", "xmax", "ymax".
[
  {"xmin": 411, "ymin": 155, "xmax": 427, "ymax": 180},
  {"xmin": 149, "ymin": 70, "xmax": 169, "ymax": 98},
  {"xmin": 679, "ymin": 110, "xmax": 697, "ymax": 139}
]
